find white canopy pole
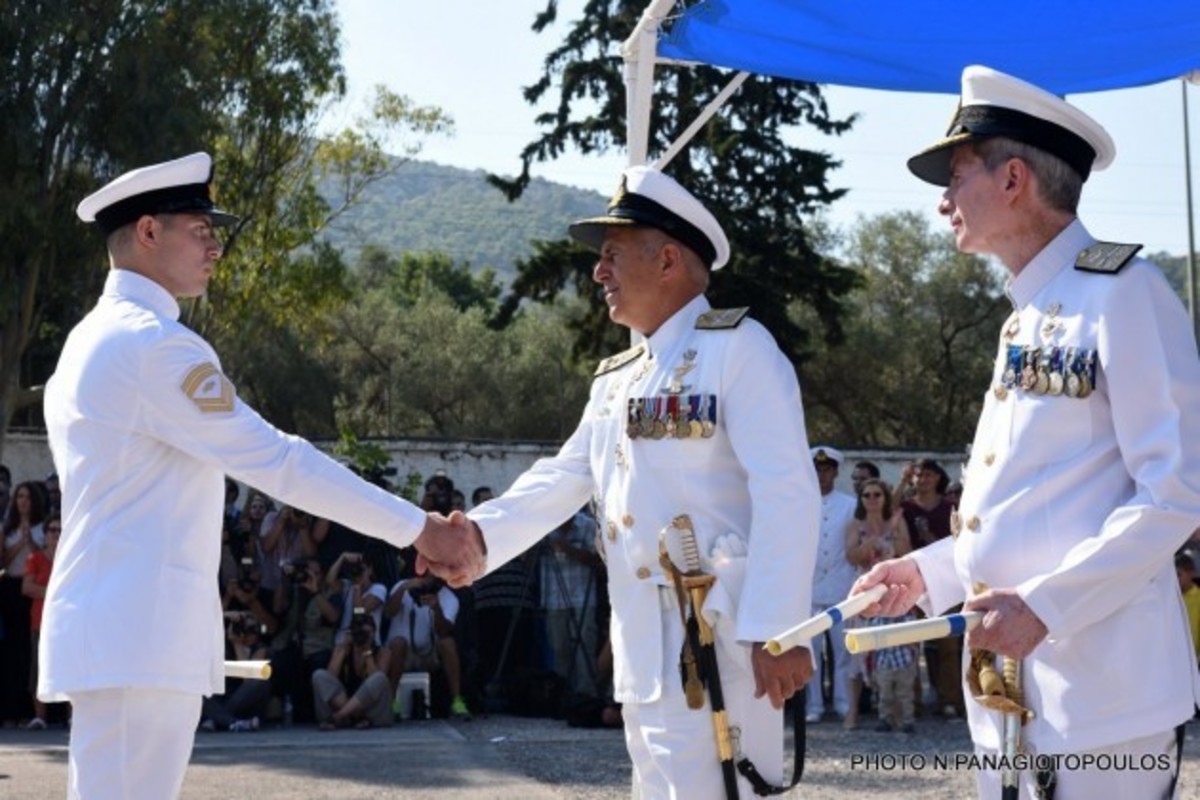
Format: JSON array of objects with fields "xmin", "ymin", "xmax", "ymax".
[
  {"xmin": 653, "ymin": 70, "xmax": 749, "ymax": 170},
  {"xmin": 622, "ymin": 0, "xmax": 678, "ymax": 166}
]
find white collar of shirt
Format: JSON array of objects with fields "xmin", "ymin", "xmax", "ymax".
[
  {"xmin": 1005, "ymin": 218, "xmax": 1094, "ymax": 310},
  {"xmin": 104, "ymin": 268, "xmax": 182, "ymax": 322},
  {"xmin": 643, "ymin": 294, "xmax": 711, "ymax": 359}
]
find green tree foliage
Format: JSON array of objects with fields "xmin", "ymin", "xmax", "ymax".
[
  {"xmin": 0, "ymin": 0, "xmax": 451, "ymax": 461},
  {"xmin": 489, "ymin": 0, "xmax": 860, "ymax": 364},
  {"xmin": 326, "ymin": 289, "xmax": 590, "ymax": 441},
  {"xmin": 356, "ymin": 246, "xmax": 502, "ymax": 316},
  {"xmin": 797, "ymin": 212, "xmax": 1009, "ymax": 449}
]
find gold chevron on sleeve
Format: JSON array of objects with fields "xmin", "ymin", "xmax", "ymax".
[{"xmin": 181, "ymin": 362, "xmax": 235, "ymax": 414}]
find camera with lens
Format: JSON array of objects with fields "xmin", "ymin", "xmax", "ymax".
[
  {"xmin": 350, "ymin": 607, "xmax": 374, "ymax": 648},
  {"xmin": 411, "ymin": 577, "xmax": 444, "ymax": 605},
  {"xmin": 280, "ymin": 557, "xmax": 309, "ymax": 578},
  {"xmin": 345, "ymin": 556, "xmax": 365, "ymax": 580},
  {"xmin": 229, "ymin": 613, "xmax": 264, "ymax": 638},
  {"xmin": 237, "ymin": 557, "xmax": 258, "ymax": 592}
]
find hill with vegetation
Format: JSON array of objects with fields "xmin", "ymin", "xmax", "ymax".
[{"xmin": 321, "ymin": 160, "xmax": 606, "ymax": 283}]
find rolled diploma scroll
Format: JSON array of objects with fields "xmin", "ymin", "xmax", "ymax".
[
  {"xmin": 224, "ymin": 660, "xmax": 272, "ymax": 680},
  {"xmin": 844, "ymin": 611, "xmax": 983, "ymax": 654},
  {"xmin": 765, "ymin": 584, "xmax": 888, "ymax": 655}
]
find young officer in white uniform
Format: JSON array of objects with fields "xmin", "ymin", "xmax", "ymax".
[
  {"xmin": 805, "ymin": 446, "xmax": 858, "ymax": 723},
  {"xmin": 468, "ymin": 166, "xmax": 820, "ymax": 799},
  {"xmin": 856, "ymin": 66, "xmax": 1200, "ymax": 799},
  {"xmin": 42, "ymin": 152, "xmax": 484, "ymax": 800}
]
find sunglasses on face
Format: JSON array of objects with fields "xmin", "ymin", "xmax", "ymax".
[{"xmin": 861, "ymin": 492, "xmax": 884, "ymax": 499}]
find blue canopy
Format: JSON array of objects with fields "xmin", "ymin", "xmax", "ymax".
[{"xmin": 656, "ymin": 0, "xmax": 1200, "ymax": 94}]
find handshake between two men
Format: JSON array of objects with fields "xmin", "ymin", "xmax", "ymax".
[{"xmin": 412, "ymin": 511, "xmax": 487, "ymax": 588}]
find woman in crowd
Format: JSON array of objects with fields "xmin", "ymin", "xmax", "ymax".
[
  {"xmin": 843, "ymin": 479, "xmax": 911, "ymax": 729},
  {"xmin": 22, "ymin": 513, "xmax": 60, "ymax": 729},
  {"xmin": 0, "ymin": 481, "xmax": 47, "ymax": 725}
]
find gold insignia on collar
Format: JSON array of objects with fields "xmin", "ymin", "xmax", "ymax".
[
  {"xmin": 695, "ymin": 307, "xmax": 750, "ymax": 330},
  {"xmin": 1075, "ymin": 242, "xmax": 1142, "ymax": 275},
  {"xmin": 181, "ymin": 362, "xmax": 235, "ymax": 414},
  {"xmin": 594, "ymin": 343, "xmax": 646, "ymax": 376},
  {"xmin": 608, "ymin": 175, "xmax": 628, "ymax": 210}
]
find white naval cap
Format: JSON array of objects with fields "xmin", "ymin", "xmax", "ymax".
[
  {"xmin": 908, "ymin": 65, "xmax": 1115, "ymax": 187},
  {"xmin": 810, "ymin": 446, "xmax": 843, "ymax": 466},
  {"xmin": 568, "ymin": 165, "xmax": 731, "ymax": 270},
  {"xmin": 77, "ymin": 152, "xmax": 239, "ymax": 235}
]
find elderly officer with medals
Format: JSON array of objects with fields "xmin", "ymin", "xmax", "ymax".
[
  {"xmin": 855, "ymin": 66, "xmax": 1200, "ymax": 799},
  {"xmin": 42, "ymin": 152, "xmax": 484, "ymax": 799},
  {"xmin": 468, "ymin": 165, "xmax": 820, "ymax": 798}
]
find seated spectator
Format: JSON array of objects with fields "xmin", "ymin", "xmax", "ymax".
[
  {"xmin": 312, "ymin": 610, "xmax": 393, "ymax": 730},
  {"xmin": 384, "ymin": 576, "xmax": 470, "ymax": 719},
  {"xmin": 201, "ymin": 613, "xmax": 271, "ymax": 732},
  {"xmin": 222, "ymin": 557, "xmax": 278, "ymax": 636},
  {"xmin": 328, "ymin": 551, "xmax": 386, "ymax": 645},
  {"xmin": 22, "ymin": 514, "xmax": 61, "ymax": 729}
]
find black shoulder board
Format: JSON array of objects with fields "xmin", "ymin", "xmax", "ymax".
[
  {"xmin": 594, "ymin": 343, "xmax": 646, "ymax": 376},
  {"xmin": 1074, "ymin": 242, "xmax": 1142, "ymax": 275},
  {"xmin": 695, "ymin": 307, "xmax": 751, "ymax": 330}
]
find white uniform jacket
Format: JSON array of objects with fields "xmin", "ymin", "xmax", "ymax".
[
  {"xmin": 812, "ymin": 490, "xmax": 858, "ymax": 605},
  {"xmin": 912, "ymin": 220, "xmax": 1200, "ymax": 752},
  {"xmin": 470, "ymin": 295, "xmax": 820, "ymax": 704},
  {"xmin": 41, "ymin": 270, "xmax": 427, "ymax": 700}
]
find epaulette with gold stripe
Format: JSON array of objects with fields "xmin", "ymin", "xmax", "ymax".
[
  {"xmin": 695, "ymin": 307, "xmax": 750, "ymax": 330},
  {"xmin": 594, "ymin": 343, "xmax": 646, "ymax": 376},
  {"xmin": 1075, "ymin": 242, "xmax": 1142, "ymax": 275}
]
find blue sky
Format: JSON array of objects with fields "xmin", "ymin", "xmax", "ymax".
[{"xmin": 331, "ymin": 0, "xmax": 1199, "ymax": 256}]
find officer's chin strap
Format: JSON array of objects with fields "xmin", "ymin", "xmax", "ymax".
[{"xmin": 733, "ymin": 697, "xmax": 806, "ymax": 795}]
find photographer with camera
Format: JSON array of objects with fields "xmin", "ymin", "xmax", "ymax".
[
  {"xmin": 328, "ymin": 551, "xmax": 385, "ymax": 647},
  {"xmin": 311, "ymin": 609, "xmax": 392, "ymax": 730},
  {"xmin": 383, "ymin": 575, "xmax": 470, "ymax": 719},
  {"xmin": 268, "ymin": 558, "xmax": 342, "ymax": 724},
  {"xmin": 222, "ymin": 556, "xmax": 278, "ymax": 638},
  {"xmin": 260, "ymin": 505, "xmax": 325, "ymax": 599},
  {"xmin": 200, "ymin": 613, "xmax": 271, "ymax": 732}
]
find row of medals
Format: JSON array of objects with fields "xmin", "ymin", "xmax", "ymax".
[
  {"xmin": 626, "ymin": 394, "xmax": 717, "ymax": 440},
  {"xmin": 1002, "ymin": 344, "xmax": 1098, "ymax": 398}
]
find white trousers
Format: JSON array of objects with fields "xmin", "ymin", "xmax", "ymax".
[
  {"xmin": 805, "ymin": 603, "xmax": 849, "ymax": 718},
  {"xmin": 67, "ymin": 687, "xmax": 202, "ymax": 800},
  {"xmin": 623, "ymin": 593, "xmax": 782, "ymax": 800},
  {"xmin": 974, "ymin": 728, "xmax": 1178, "ymax": 800}
]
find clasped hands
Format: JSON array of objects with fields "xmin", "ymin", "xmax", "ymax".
[{"xmin": 412, "ymin": 511, "xmax": 487, "ymax": 588}]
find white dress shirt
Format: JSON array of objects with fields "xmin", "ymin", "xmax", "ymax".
[
  {"xmin": 912, "ymin": 220, "xmax": 1200, "ymax": 752},
  {"xmin": 41, "ymin": 269, "xmax": 427, "ymax": 700},
  {"xmin": 811, "ymin": 490, "xmax": 858, "ymax": 605}
]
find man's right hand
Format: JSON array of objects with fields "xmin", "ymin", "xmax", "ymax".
[
  {"xmin": 851, "ymin": 556, "xmax": 926, "ymax": 618},
  {"xmin": 412, "ymin": 511, "xmax": 486, "ymax": 588}
]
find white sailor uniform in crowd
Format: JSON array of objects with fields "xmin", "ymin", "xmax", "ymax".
[
  {"xmin": 42, "ymin": 269, "xmax": 427, "ymax": 797},
  {"xmin": 471, "ymin": 293, "xmax": 820, "ymax": 799},
  {"xmin": 806, "ymin": 486, "xmax": 857, "ymax": 720},
  {"xmin": 911, "ymin": 219, "xmax": 1200, "ymax": 797}
]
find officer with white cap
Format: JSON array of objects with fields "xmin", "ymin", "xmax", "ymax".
[
  {"xmin": 43, "ymin": 152, "xmax": 484, "ymax": 799},
  {"xmin": 804, "ymin": 446, "xmax": 857, "ymax": 724},
  {"xmin": 857, "ymin": 66, "xmax": 1200, "ymax": 798},
  {"xmin": 467, "ymin": 165, "xmax": 820, "ymax": 798}
]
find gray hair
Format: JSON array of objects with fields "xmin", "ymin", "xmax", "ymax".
[{"xmin": 973, "ymin": 137, "xmax": 1083, "ymax": 214}]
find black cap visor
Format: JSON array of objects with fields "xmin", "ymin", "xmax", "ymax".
[
  {"xmin": 568, "ymin": 193, "xmax": 717, "ymax": 267},
  {"xmin": 907, "ymin": 105, "xmax": 1097, "ymax": 186},
  {"xmin": 94, "ymin": 183, "xmax": 240, "ymax": 235}
]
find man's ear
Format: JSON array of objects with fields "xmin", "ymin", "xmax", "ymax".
[
  {"xmin": 134, "ymin": 214, "xmax": 159, "ymax": 247},
  {"xmin": 659, "ymin": 241, "xmax": 685, "ymax": 279},
  {"xmin": 1003, "ymin": 158, "xmax": 1029, "ymax": 197}
]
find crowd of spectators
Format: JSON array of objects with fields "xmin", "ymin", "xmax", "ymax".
[{"xmin": 0, "ymin": 465, "xmax": 615, "ymax": 733}]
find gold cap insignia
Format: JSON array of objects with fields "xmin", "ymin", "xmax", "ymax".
[
  {"xmin": 608, "ymin": 174, "xmax": 628, "ymax": 210},
  {"xmin": 181, "ymin": 362, "xmax": 235, "ymax": 414}
]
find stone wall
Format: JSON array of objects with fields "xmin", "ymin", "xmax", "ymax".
[{"xmin": 3, "ymin": 430, "xmax": 965, "ymax": 501}]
